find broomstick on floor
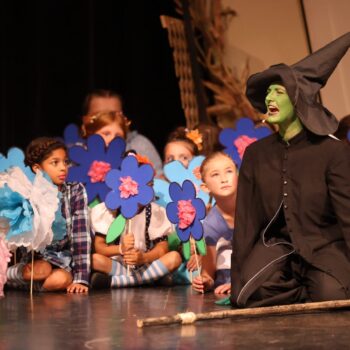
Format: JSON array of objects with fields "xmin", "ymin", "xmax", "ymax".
[{"xmin": 137, "ymin": 299, "xmax": 350, "ymax": 328}]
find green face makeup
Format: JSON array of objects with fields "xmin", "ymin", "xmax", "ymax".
[{"xmin": 265, "ymin": 84, "xmax": 296, "ymax": 126}]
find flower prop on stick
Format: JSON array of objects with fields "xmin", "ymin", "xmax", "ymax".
[
  {"xmin": 104, "ymin": 155, "xmax": 154, "ymax": 244},
  {"xmin": 67, "ymin": 134, "xmax": 126, "ymax": 205},
  {"xmin": 154, "ymin": 156, "xmax": 214, "ymax": 208},
  {"xmin": 219, "ymin": 117, "xmax": 272, "ymax": 168},
  {"xmin": 166, "ymin": 180, "xmax": 206, "ymax": 260}
]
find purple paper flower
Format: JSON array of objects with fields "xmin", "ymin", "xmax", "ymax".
[
  {"xmin": 67, "ymin": 135, "xmax": 126, "ymax": 203},
  {"xmin": 105, "ymin": 156, "xmax": 154, "ymax": 219},
  {"xmin": 166, "ymin": 180, "xmax": 206, "ymax": 242},
  {"xmin": 219, "ymin": 117, "xmax": 272, "ymax": 168}
]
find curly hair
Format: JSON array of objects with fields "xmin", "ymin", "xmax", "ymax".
[{"xmin": 24, "ymin": 137, "xmax": 67, "ymax": 169}]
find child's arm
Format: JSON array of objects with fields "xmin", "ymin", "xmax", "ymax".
[
  {"xmin": 123, "ymin": 240, "xmax": 168, "ymax": 266},
  {"xmin": 192, "ymin": 245, "xmax": 216, "ymax": 293},
  {"xmin": 94, "ymin": 234, "xmax": 123, "ymax": 257},
  {"xmin": 67, "ymin": 183, "xmax": 91, "ymax": 292}
]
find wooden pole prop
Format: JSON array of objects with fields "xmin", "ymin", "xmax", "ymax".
[{"xmin": 137, "ymin": 299, "xmax": 350, "ymax": 328}]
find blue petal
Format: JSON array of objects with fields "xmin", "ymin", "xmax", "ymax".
[
  {"xmin": 182, "ymin": 180, "xmax": 196, "ymax": 199},
  {"xmin": 153, "ymin": 179, "xmax": 171, "ymax": 207},
  {"xmin": 166, "ymin": 202, "xmax": 179, "ymax": 224},
  {"xmin": 191, "ymin": 219, "xmax": 204, "ymax": 240},
  {"xmin": 121, "ymin": 199, "xmax": 138, "ymax": 219},
  {"xmin": 169, "ymin": 182, "xmax": 183, "ymax": 202},
  {"xmin": 63, "ymin": 123, "xmax": 84, "ymax": 147},
  {"xmin": 67, "ymin": 165, "xmax": 90, "ymax": 183},
  {"xmin": 164, "ymin": 160, "xmax": 187, "ymax": 184},
  {"xmin": 134, "ymin": 163, "xmax": 154, "ymax": 185},
  {"xmin": 192, "ymin": 198, "xmax": 206, "ymax": 220},
  {"xmin": 105, "ymin": 137, "xmax": 125, "ymax": 168},
  {"xmin": 137, "ymin": 185, "xmax": 154, "ymax": 206},
  {"xmin": 105, "ymin": 191, "xmax": 122, "ymax": 210},
  {"xmin": 69, "ymin": 146, "xmax": 88, "ymax": 164},
  {"xmin": 176, "ymin": 225, "xmax": 191, "ymax": 242},
  {"xmin": 121, "ymin": 156, "xmax": 138, "ymax": 177},
  {"xmin": 105, "ymin": 169, "xmax": 122, "ymax": 190},
  {"xmin": 86, "ymin": 135, "xmax": 107, "ymax": 159}
]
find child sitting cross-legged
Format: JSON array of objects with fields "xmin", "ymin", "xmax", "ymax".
[{"xmin": 90, "ymin": 199, "xmax": 182, "ymax": 288}]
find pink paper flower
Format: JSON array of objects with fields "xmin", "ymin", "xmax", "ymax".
[
  {"xmin": 88, "ymin": 160, "xmax": 112, "ymax": 183},
  {"xmin": 234, "ymin": 135, "xmax": 257, "ymax": 159},
  {"xmin": 119, "ymin": 176, "xmax": 139, "ymax": 199},
  {"xmin": 177, "ymin": 199, "xmax": 196, "ymax": 229}
]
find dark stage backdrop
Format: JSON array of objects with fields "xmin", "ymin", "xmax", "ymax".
[{"xmin": 0, "ymin": 0, "xmax": 184, "ymax": 156}]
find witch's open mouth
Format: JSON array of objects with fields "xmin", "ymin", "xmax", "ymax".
[{"xmin": 268, "ymin": 105, "xmax": 279, "ymax": 115}]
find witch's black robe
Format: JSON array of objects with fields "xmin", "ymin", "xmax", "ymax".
[{"xmin": 230, "ymin": 130, "xmax": 350, "ymax": 307}]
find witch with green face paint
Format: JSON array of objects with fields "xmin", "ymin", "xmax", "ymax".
[{"xmin": 230, "ymin": 32, "xmax": 350, "ymax": 308}]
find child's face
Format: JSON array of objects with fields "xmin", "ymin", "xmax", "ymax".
[
  {"xmin": 36, "ymin": 148, "xmax": 69, "ymax": 186},
  {"xmin": 201, "ymin": 155, "xmax": 238, "ymax": 199},
  {"xmin": 96, "ymin": 122, "xmax": 125, "ymax": 146},
  {"xmin": 164, "ymin": 141, "xmax": 194, "ymax": 168},
  {"xmin": 88, "ymin": 96, "xmax": 122, "ymax": 115}
]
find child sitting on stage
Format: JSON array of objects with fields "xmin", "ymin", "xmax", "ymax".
[
  {"xmin": 192, "ymin": 151, "xmax": 237, "ymax": 294},
  {"xmin": 6, "ymin": 137, "xmax": 91, "ymax": 293},
  {"xmin": 90, "ymin": 156, "xmax": 182, "ymax": 288}
]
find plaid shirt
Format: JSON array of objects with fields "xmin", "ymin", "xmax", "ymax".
[{"xmin": 59, "ymin": 182, "xmax": 91, "ymax": 285}]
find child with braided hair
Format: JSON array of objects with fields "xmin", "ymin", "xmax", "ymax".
[{"xmin": 6, "ymin": 137, "xmax": 92, "ymax": 293}]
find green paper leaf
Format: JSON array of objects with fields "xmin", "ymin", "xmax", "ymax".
[
  {"xmin": 182, "ymin": 241, "xmax": 191, "ymax": 260},
  {"xmin": 106, "ymin": 215, "xmax": 126, "ymax": 244},
  {"xmin": 88, "ymin": 197, "xmax": 101, "ymax": 208},
  {"xmin": 196, "ymin": 238, "xmax": 207, "ymax": 256},
  {"xmin": 167, "ymin": 231, "xmax": 181, "ymax": 251}
]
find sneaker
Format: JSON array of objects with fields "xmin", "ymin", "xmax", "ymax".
[{"xmin": 90, "ymin": 272, "xmax": 111, "ymax": 290}]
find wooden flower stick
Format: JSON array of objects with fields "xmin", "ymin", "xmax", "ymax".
[
  {"xmin": 126, "ymin": 219, "xmax": 132, "ymax": 276},
  {"xmin": 30, "ymin": 250, "xmax": 34, "ymax": 297},
  {"xmin": 137, "ymin": 299, "xmax": 350, "ymax": 328}
]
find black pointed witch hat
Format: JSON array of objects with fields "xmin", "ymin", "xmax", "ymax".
[{"xmin": 246, "ymin": 32, "xmax": 350, "ymax": 135}]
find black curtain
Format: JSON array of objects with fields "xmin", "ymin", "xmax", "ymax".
[{"xmin": 0, "ymin": 0, "xmax": 184, "ymax": 157}]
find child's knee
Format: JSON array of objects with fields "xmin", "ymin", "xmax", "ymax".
[
  {"xmin": 92, "ymin": 253, "xmax": 109, "ymax": 272},
  {"xmin": 161, "ymin": 251, "xmax": 182, "ymax": 272},
  {"xmin": 23, "ymin": 260, "xmax": 52, "ymax": 281},
  {"xmin": 43, "ymin": 269, "xmax": 72, "ymax": 291}
]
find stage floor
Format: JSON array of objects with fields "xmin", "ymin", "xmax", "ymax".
[{"xmin": 1, "ymin": 286, "xmax": 350, "ymax": 349}]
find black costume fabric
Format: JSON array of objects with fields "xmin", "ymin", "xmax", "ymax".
[
  {"xmin": 246, "ymin": 32, "xmax": 350, "ymax": 135},
  {"xmin": 230, "ymin": 130, "xmax": 350, "ymax": 307},
  {"xmin": 231, "ymin": 32, "xmax": 350, "ymax": 307}
]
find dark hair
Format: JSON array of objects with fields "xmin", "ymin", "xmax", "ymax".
[
  {"xmin": 25, "ymin": 137, "xmax": 67, "ymax": 169},
  {"xmin": 334, "ymin": 115, "xmax": 350, "ymax": 144},
  {"xmin": 195, "ymin": 123, "xmax": 223, "ymax": 156},
  {"xmin": 82, "ymin": 89, "xmax": 123, "ymax": 115},
  {"xmin": 165, "ymin": 126, "xmax": 200, "ymax": 157}
]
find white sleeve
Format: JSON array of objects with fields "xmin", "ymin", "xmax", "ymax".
[
  {"xmin": 148, "ymin": 203, "xmax": 173, "ymax": 241},
  {"xmin": 90, "ymin": 202, "xmax": 115, "ymax": 235}
]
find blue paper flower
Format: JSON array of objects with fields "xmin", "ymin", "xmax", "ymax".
[
  {"xmin": 160, "ymin": 155, "xmax": 212, "ymax": 206},
  {"xmin": 67, "ymin": 134, "xmax": 126, "ymax": 203},
  {"xmin": 166, "ymin": 180, "xmax": 206, "ymax": 242},
  {"xmin": 105, "ymin": 155, "xmax": 154, "ymax": 219},
  {"xmin": 219, "ymin": 117, "xmax": 272, "ymax": 168},
  {"xmin": 153, "ymin": 178, "xmax": 171, "ymax": 208},
  {"xmin": 0, "ymin": 185, "xmax": 33, "ymax": 240},
  {"xmin": 0, "ymin": 148, "xmax": 34, "ymax": 182},
  {"xmin": 63, "ymin": 123, "xmax": 85, "ymax": 149}
]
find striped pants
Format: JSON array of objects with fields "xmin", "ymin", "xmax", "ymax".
[{"xmin": 110, "ymin": 258, "xmax": 168, "ymax": 288}]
